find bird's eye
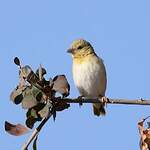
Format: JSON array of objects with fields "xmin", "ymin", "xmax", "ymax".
[{"xmin": 77, "ymin": 46, "xmax": 83, "ymax": 49}]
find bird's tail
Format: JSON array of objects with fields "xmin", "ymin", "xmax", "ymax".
[{"xmin": 93, "ymin": 103, "xmax": 106, "ymax": 116}]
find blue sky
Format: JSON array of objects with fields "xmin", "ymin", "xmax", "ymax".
[{"xmin": 1, "ymin": 0, "xmax": 150, "ymax": 149}]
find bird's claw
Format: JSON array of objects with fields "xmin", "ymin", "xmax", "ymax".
[
  {"xmin": 98, "ymin": 96, "xmax": 108, "ymax": 107},
  {"xmin": 78, "ymin": 95, "xmax": 84, "ymax": 107}
]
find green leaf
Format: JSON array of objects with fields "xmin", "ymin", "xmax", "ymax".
[
  {"xmin": 27, "ymin": 108, "xmax": 38, "ymax": 119},
  {"xmin": 31, "ymin": 86, "xmax": 42, "ymax": 99},
  {"xmin": 26, "ymin": 104, "xmax": 45, "ymax": 128},
  {"xmin": 25, "ymin": 116, "xmax": 37, "ymax": 129},
  {"xmin": 22, "ymin": 86, "xmax": 41, "ymax": 109}
]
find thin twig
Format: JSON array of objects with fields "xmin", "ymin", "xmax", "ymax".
[{"xmin": 21, "ymin": 113, "xmax": 53, "ymax": 150}]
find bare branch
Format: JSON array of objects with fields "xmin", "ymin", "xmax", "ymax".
[{"xmin": 57, "ymin": 97, "xmax": 150, "ymax": 105}]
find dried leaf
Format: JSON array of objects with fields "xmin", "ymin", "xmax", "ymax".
[
  {"xmin": 36, "ymin": 64, "xmax": 46, "ymax": 81},
  {"xmin": 38, "ymin": 106, "xmax": 49, "ymax": 118},
  {"xmin": 5, "ymin": 121, "xmax": 29, "ymax": 136},
  {"xmin": 49, "ymin": 78, "xmax": 53, "ymax": 87},
  {"xmin": 138, "ymin": 119, "xmax": 150, "ymax": 150},
  {"xmin": 52, "ymin": 75, "xmax": 70, "ymax": 97},
  {"xmin": 21, "ymin": 65, "xmax": 32, "ymax": 78},
  {"xmin": 38, "ymin": 102, "xmax": 51, "ymax": 118},
  {"xmin": 36, "ymin": 66, "xmax": 46, "ymax": 79},
  {"xmin": 19, "ymin": 72, "xmax": 26, "ymax": 88},
  {"xmin": 10, "ymin": 86, "xmax": 26, "ymax": 104},
  {"xmin": 32, "ymin": 86, "xmax": 43, "ymax": 99},
  {"xmin": 14, "ymin": 57, "xmax": 21, "ymax": 67},
  {"xmin": 43, "ymin": 85, "xmax": 52, "ymax": 97}
]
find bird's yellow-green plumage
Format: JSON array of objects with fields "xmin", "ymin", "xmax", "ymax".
[
  {"xmin": 73, "ymin": 52, "xmax": 96, "ymax": 64},
  {"xmin": 70, "ymin": 39, "xmax": 95, "ymax": 58},
  {"xmin": 68, "ymin": 39, "xmax": 107, "ymax": 116}
]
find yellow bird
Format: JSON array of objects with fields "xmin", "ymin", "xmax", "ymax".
[{"xmin": 67, "ymin": 39, "xmax": 107, "ymax": 116}]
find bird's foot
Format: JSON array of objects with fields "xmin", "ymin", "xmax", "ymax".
[
  {"xmin": 77, "ymin": 95, "xmax": 84, "ymax": 107},
  {"xmin": 98, "ymin": 96, "xmax": 109, "ymax": 107}
]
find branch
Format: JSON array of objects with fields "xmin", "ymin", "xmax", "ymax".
[
  {"xmin": 21, "ymin": 97, "xmax": 150, "ymax": 149},
  {"xmin": 12, "ymin": 58, "xmax": 150, "ymax": 149},
  {"xmin": 21, "ymin": 113, "xmax": 53, "ymax": 150},
  {"xmin": 58, "ymin": 97, "xmax": 150, "ymax": 105}
]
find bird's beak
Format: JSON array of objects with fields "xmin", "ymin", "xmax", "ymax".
[{"xmin": 67, "ymin": 48, "xmax": 73, "ymax": 53}]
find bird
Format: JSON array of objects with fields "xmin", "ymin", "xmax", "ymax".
[{"xmin": 67, "ymin": 39, "xmax": 107, "ymax": 116}]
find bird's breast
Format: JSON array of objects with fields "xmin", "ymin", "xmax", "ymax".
[{"xmin": 72, "ymin": 55, "xmax": 106, "ymax": 97}]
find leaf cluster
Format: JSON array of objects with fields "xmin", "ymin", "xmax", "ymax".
[{"xmin": 6, "ymin": 57, "xmax": 70, "ymax": 133}]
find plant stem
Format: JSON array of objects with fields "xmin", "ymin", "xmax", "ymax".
[{"xmin": 21, "ymin": 113, "xmax": 52, "ymax": 150}]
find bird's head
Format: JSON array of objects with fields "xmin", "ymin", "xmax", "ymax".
[{"xmin": 67, "ymin": 39, "xmax": 95, "ymax": 58}]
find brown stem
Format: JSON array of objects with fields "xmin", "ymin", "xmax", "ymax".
[
  {"xmin": 21, "ymin": 113, "xmax": 52, "ymax": 150},
  {"xmin": 58, "ymin": 97, "xmax": 150, "ymax": 105}
]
